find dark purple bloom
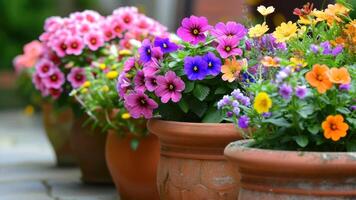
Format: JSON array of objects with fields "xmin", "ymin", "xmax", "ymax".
[
  {"xmin": 245, "ymin": 40, "xmax": 252, "ymax": 51},
  {"xmin": 226, "ymin": 111, "xmax": 233, "ymax": 118},
  {"xmin": 332, "ymin": 45, "xmax": 343, "ymax": 56},
  {"xmin": 211, "ymin": 21, "xmax": 247, "ymax": 40},
  {"xmin": 184, "ymin": 56, "xmax": 208, "ymax": 80},
  {"xmin": 238, "ymin": 115, "xmax": 249, "ymax": 129},
  {"xmin": 177, "ymin": 15, "xmax": 211, "ymax": 45},
  {"xmin": 124, "ymin": 91, "xmax": 158, "ymax": 119},
  {"xmin": 133, "ymin": 70, "xmax": 146, "ymax": 92},
  {"xmin": 339, "ymin": 84, "xmax": 350, "ymax": 91},
  {"xmin": 295, "ymin": 85, "xmax": 308, "ymax": 99},
  {"xmin": 145, "ymin": 76, "xmax": 158, "ymax": 92},
  {"xmin": 138, "ymin": 39, "xmax": 153, "ymax": 63},
  {"xmin": 67, "ymin": 67, "xmax": 86, "ymax": 88},
  {"xmin": 216, "ymin": 37, "xmax": 242, "ymax": 58},
  {"xmin": 202, "ymin": 52, "xmax": 222, "ymax": 76},
  {"xmin": 154, "ymin": 37, "xmax": 179, "ymax": 53},
  {"xmin": 279, "ymin": 83, "xmax": 293, "ymax": 99},
  {"xmin": 351, "ymin": 105, "xmax": 356, "ymax": 111},
  {"xmin": 155, "ymin": 71, "xmax": 185, "ymax": 103}
]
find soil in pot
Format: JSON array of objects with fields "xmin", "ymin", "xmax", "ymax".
[
  {"xmin": 42, "ymin": 103, "xmax": 76, "ymax": 167},
  {"xmin": 106, "ymin": 130, "xmax": 160, "ymax": 200},
  {"xmin": 224, "ymin": 139, "xmax": 356, "ymax": 200},
  {"xmin": 147, "ymin": 119, "xmax": 243, "ymax": 200},
  {"xmin": 70, "ymin": 115, "xmax": 112, "ymax": 184}
]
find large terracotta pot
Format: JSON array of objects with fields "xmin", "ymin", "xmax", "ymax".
[
  {"xmin": 147, "ymin": 119, "xmax": 243, "ymax": 200},
  {"xmin": 224, "ymin": 139, "xmax": 356, "ymax": 200},
  {"xmin": 106, "ymin": 130, "xmax": 160, "ymax": 200},
  {"xmin": 70, "ymin": 115, "xmax": 112, "ymax": 184},
  {"xmin": 42, "ymin": 103, "xmax": 76, "ymax": 166}
]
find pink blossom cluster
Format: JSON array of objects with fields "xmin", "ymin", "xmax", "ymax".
[{"xmin": 13, "ymin": 40, "xmax": 43, "ymax": 73}]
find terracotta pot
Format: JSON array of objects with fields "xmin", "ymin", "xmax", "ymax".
[
  {"xmin": 106, "ymin": 130, "xmax": 160, "ymax": 200},
  {"xmin": 147, "ymin": 119, "xmax": 243, "ymax": 200},
  {"xmin": 42, "ymin": 103, "xmax": 76, "ymax": 167},
  {"xmin": 224, "ymin": 139, "xmax": 356, "ymax": 200},
  {"xmin": 70, "ymin": 115, "xmax": 112, "ymax": 184}
]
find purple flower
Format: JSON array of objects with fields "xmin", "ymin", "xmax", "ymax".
[
  {"xmin": 177, "ymin": 15, "xmax": 211, "ymax": 45},
  {"xmin": 332, "ymin": 45, "xmax": 343, "ymax": 56},
  {"xmin": 139, "ymin": 39, "xmax": 153, "ymax": 63},
  {"xmin": 43, "ymin": 69, "xmax": 65, "ymax": 89},
  {"xmin": 295, "ymin": 85, "xmax": 308, "ymax": 99},
  {"xmin": 351, "ymin": 105, "xmax": 356, "ymax": 111},
  {"xmin": 310, "ymin": 44, "xmax": 319, "ymax": 53},
  {"xmin": 35, "ymin": 59, "xmax": 55, "ymax": 78},
  {"xmin": 240, "ymin": 96, "xmax": 251, "ymax": 106},
  {"xmin": 216, "ymin": 37, "xmax": 242, "ymax": 58},
  {"xmin": 124, "ymin": 91, "xmax": 158, "ymax": 119},
  {"xmin": 238, "ymin": 115, "xmax": 249, "ymax": 129},
  {"xmin": 217, "ymin": 95, "xmax": 231, "ymax": 109},
  {"xmin": 202, "ymin": 52, "xmax": 221, "ymax": 76},
  {"xmin": 262, "ymin": 112, "xmax": 271, "ymax": 118},
  {"xmin": 279, "ymin": 83, "xmax": 293, "ymax": 99},
  {"xmin": 275, "ymin": 67, "xmax": 291, "ymax": 84},
  {"xmin": 184, "ymin": 56, "xmax": 208, "ymax": 80},
  {"xmin": 155, "ymin": 71, "xmax": 185, "ymax": 103},
  {"xmin": 67, "ymin": 67, "xmax": 86, "ymax": 88},
  {"xmin": 245, "ymin": 40, "xmax": 251, "ymax": 51},
  {"xmin": 339, "ymin": 84, "xmax": 350, "ymax": 91},
  {"xmin": 211, "ymin": 21, "xmax": 247, "ymax": 40},
  {"xmin": 259, "ymin": 34, "xmax": 286, "ymax": 52},
  {"xmin": 133, "ymin": 70, "xmax": 146, "ymax": 92},
  {"xmin": 320, "ymin": 41, "xmax": 332, "ymax": 55},
  {"xmin": 233, "ymin": 107, "xmax": 240, "ymax": 116},
  {"xmin": 117, "ymin": 73, "xmax": 131, "ymax": 99},
  {"xmin": 226, "ymin": 111, "xmax": 233, "ymax": 118},
  {"xmin": 143, "ymin": 47, "xmax": 163, "ymax": 68},
  {"xmin": 123, "ymin": 57, "xmax": 135, "ymax": 72},
  {"xmin": 145, "ymin": 76, "xmax": 158, "ymax": 92},
  {"xmin": 154, "ymin": 37, "xmax": 179, "ymax": 53}
]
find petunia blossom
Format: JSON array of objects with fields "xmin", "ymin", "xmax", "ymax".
[
  {"xmin": 176, "ymin": 15, "xmax": 211, "ymax": 45},
  {"xmin": 155, "ymin": 71, "xmax": 185, "ymax": 103}
]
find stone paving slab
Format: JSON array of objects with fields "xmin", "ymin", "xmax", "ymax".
[{"xmin": 0, "ymin": 110, "xmax": 119, "ymax": 200}]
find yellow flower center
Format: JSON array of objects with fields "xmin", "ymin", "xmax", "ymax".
[
  {"xmin": 163, "ymin": 43, "xmax": 167, "ymax": 48},
  {"xmin": 193, "ymin": 66, "xmax": 198, "ymax": 71},
  {"xmin": 225, "ymin": 46, "xmax": 231, "ymax": 52},
  {"xmin": 193, "ymin": 29, "xmax": 199, "ymax": 35}
]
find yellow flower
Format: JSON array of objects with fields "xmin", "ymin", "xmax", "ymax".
[
  {"xmin": 257, "ymin": 5, "xmax": 275, "ymax": 16},
  {"xmin": 221, "ymin": 58, "xmax": 247, "ymax": 82},
  {"xmin": 273, "ymin": 21, "xmax": 297, "ymax": 42},
  {"xmin": 290, "ymin": 57, "xmax": 307, "ymax": 68},
  {"xmin": 99, "ymin": 63, "xmax": 107, "ymax": 70},
  {"xmin": 82, "ymin": 81, "xmax": 91, "ymax": 88},
  {"xmin": 106, "ymin": 71, "xmax": 118, "ymax": 79},
  {"xmin": 118, "ymin": 49, "xmax": 132, "ymax": 56},
  {"xmin": 101, "ymin": 85, "xmax": 109, "ymax": 92},
  {"xmin": 297, "ymin": 16, "xmax": 314, "ymax": 25},
  {"xmin": 248, "ymin": 22, "xmax": 269, "ymax": 38},
  {"xmin": 81, "ymin": 88, "xmax": 88, "ymax": 94},
  {"xmin": 121, "ymin": 113, "xmax": 131, "ymax": 119},
  {"xmin": 261, "ymin": 56, "xmax": 280, "ymax": 67},
  {"xmin": 253, "ymin": 92, "xmax": 272, "ymax": 114},
  {"xmin": 23, "ymin": 105, "xmax": 34, "ymax": 117},
  {"xmin": 297, "ymin": 26, "xmax": 307, "ymax": 36}
]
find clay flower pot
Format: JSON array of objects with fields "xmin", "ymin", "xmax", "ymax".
[
  {"xmin": 147, "ymin": 119, "xmax": 243, "ymax": 199},
  {"xmin": 42, "ymin": 103, "xmax": 76, "ymax": 167},
  {"xmin": 106, "ymin": 130, "xmax": 160, "ymax": 200},
  {"xmin": 224, "ymin": 139, "xmax": 356, "ymax": 200},
  {"xmin": 70, "ymin": 115, "xmax": 112, "ymax": 184}
]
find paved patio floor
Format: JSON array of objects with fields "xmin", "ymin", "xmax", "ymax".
[{"xmin": 0, "ymin": 110, "xmax": 118, "ymax": 200}]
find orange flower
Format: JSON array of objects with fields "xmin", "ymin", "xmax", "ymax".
[
  {"xmin": 328, "ymin": 67, "xmax": 351, "ymax": 84},
  {"xmin": 221, "ymin": 58, "xmax": 246, "ymax": 82},
  {"xmin": 305, "ymin": 64, "xmax": 332, "ymax": 93},
  {"xmin": 261, "ymin": 56, "xmax": 280, "ymax": 67},
  {"xmin": 322, "ymin": 114, "xmax": 349, "ymax": 141}
]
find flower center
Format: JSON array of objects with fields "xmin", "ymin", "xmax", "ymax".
[
  {"xmin": 193, "ymin": 66, "xmax": 199, "ymax": 72},
  {"xmin": 71, "ymin": 42, "xmax": 78, "ymax": 49},
  {"xmin": 90, "ymin": 38, "xmax": 97, "ymax": 45},
  {"xmin": 260, "ymin": 99, "xmax": 268, "ymax": 107},
  {"xmin": 114, "ymin": 26, "xmax": 121, "ymax": 33},
  {"xmin": 140, "ymin": 98, "xmax": 147, "ymax": 105},
  {"xmin": 75, "ymin": 74, "xmax": 83, "ymax": 81},
  {"xmin": 192, "ymin": 28, "xmax": 199, "ymax": 35},
  {"xmin": 42, "ymin": 65, "xmax": 49, "ymax": 72},
  {"xmin": 168, "ymin": 84, "xmax": 175, "ymax": 91},
  {"xmin": 51, "ymin": 75, "xmax": 58, "ymax": 81},
  {"xmin": 61, "ymin": 43, "xmax": 67, "ymax": 50},
  {"xmin": 147, "ymin": 48, "xmax": 151, "ymax": 55},
  {"xmin": 208, "ymin": 62, "xmax": 212, "ymax": 68},
  {"xmin": 123, "ymin": 16, "xmax": 131, "ymax": 23},
  {"xmin": 105, "ymin": 31, "xmax": 112, "ymax": 37},
  {"xmin": 316, "ymin": 74, "xmax": 323, "ymax": 81},
  {"xmin": 330, "ymin": 123, "xmax": 338, "ymax": 131},
  {"xmin": 163, "ymin": 43, "xmax": 167, "ymax": 48},
  {"xmin": 225, "ymin": 46, "xmax": 231, "ymax": 52}
]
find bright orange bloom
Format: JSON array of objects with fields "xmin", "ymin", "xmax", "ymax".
[
  {"xmin": 261, "ymin": 56, "xmax": 280, "ymax": 67},
  {"xmin": 305, "ymin": 64, "xmax": 332, "ymax": 94},
  {"xmin": 322, "ymin": 114, "xmax": 349, "ymax": 141},
  {"xmin": 328, "ymin": 67, "xmax": 351, "ymax": 84}
]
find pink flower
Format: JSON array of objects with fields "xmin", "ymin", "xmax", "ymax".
[
  {"xmin": 113, "ymin": 7, "xmax": 138, "ymax": 26},
  {"xmin": 67, "ymin": 67, "xmax": 87, "ymax": 88},
  {"xmin": 111, "ymin": 18, "xmax": 126, "ymax": 38},
  {"xmin": 101, "ymin": 22, "xmax": 115, "ymax": 41},
  {"xmin": 155, "ymin": 71, "xmax": 185, "ymax": 103},
  {"xmin": 48, "ymin": 87, "xmax": 63, "ymax": 99},
  {"xmin": 53, "ymin": 38, "xmax": 68, "ymax": 57},
  {"xmin": 78, "ymin": 23, "xmax": 91, "ymax": 35},
  {"xmin": 211, "ymin": 21, "xmax": 247, "ymax": 40},
  {"xmin": 35, "ymin": 59, "xmax": 55, "ymax": 77},
  {"xmin": 216, "ymin": 37, "xmax": 242, "ymax": 58},
  {"xmin": 65, "ymin": 36, "xmax": 84, "ymax": 55},
  {"xmin": 24, "ymin": 41, "xmax": 43, "ymax": 57},
  {"xmin": 84, "ymin": 31, "xmax": 104, "ymax": 51},
  {"xmin": 124, "ymin": 91, "xmax": 158, "ymax": 119},
  {"xmin": 32, "ymin": 72, "xmax": 45, "ymax": 92},
  {"xmin": 145, "ymin": 76, "xmax": 158, "ymax": 92},
  {"xmin": 133, "ymin": 70, "xmax": 146, "ymax": 92},
  {"xmin": 123, "ymin": 57, "xmax": 135, "ymax": 72},
  {"xmin": 43, "ymin": 69, "xmax": 65, "ymax": 89},
  {"xmin": 177, "ymin": 15, "xmax": 211, "ymax": 45},
  {"xmin": 117, "ymin": 72, "xmax": 131, "ymax": 99}
]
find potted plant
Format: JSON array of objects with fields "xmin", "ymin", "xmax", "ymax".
[
  {"xmin": 71, "ymin": 6, "xmax": 168, "ymax": 198},
  {"xmin": 117, "ymin": 14, "xmax": 282, "ymax": 198},
  {"xmin": 221, "ymin": 3, "xmax": 356, "ymax": 199}
]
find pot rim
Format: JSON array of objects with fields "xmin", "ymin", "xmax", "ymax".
[{"xmin": 148, "ymin": 118, "xmax": 237, "ymax": 126}]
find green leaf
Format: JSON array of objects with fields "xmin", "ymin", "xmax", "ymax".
[
  {"xmin": 178, "ymin": 98, "xmax": 189, "ymax": 113},
  {"xmin": 263, "ymin": 118, "xmax": 292, "ymax": 127},
  {"xmin": 184, "ymin": 82, "xmax": 195, "ymax": 93},
  {"xmin": 202, "ymin": 107, "xmax": 224, "ymax": 123},
  {"xmin": 130, "ymin": 139, "xmax": 139, "ymax": 151},
  {"xmin": 307, "ymin": 124, "xmax": 320, "ymax": 135},
  {"xmin": 298, "ymin": 105, "xmax": 314, "ymax": 118},
  {"xmin": 347, "ymin": 140, "xmax": 356, "ymax": 152},
  {"xmin": 346, "ymin": 117, "xmax": 356, "ymax": 127},
  {"xmin": 168, "ymin": 61, "xmax": 177, "ymax": 68},
  {"xmin": 336, "ymin": 107, "xmax": 351, "ymax": 115},
  {"xmin": 193, "ymin": 84, "xmax": 210, "ymax": 101},
  {"xmin": 214, "ymin": 87, "xmax": 227, "ymax": 95},
  {"xmin": 295, "ymin": 135, "xmax": 309, "ymax": 148},
  {"xmin": 187, "ymin": 97, "xmax": 208, "ymax": 118}
]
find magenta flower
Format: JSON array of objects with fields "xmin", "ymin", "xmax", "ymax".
[
  {"xmin": 84, "ymin": 31, "xmax": 105, "ymax": 51},
  {"xmin": 133, "ymin": 70, "xmax": 146, "ymax": 92},
  {"xmin": 65, "ymin": 36, "xmax": 84, "ymax": 55},
  {"xmin": 145, "ymin": 76, "xmax": 158, "ymax": 92},
  {"xmin": 124, "ymin": 91, "xmax": 158, "ymax": 119},
  {"xmin": 155, "ymin": 71, "xmax": 185, "ymax": 103},
  {"xmin": 35, "ymin": 59, "xmax": 55, "ymax": 78},
  {"xmin": 216, "ymin": 37, "xmax": 242, "ymax": 58},
  {"xmin": 53, "ymin": 38, "xmax": 68, "ymax": 57},
  {"xmin": 177, "ymin": 15, "xmax": 211, "ymax": 45},
  {"xmin": 67, "ymin": 67, "xmax": 87, "ymax": 88},
  {"xmin": 123, "ymin": 57, "xmax": 136, "ymax": 72},
  {"xmin": 43, "ymin": 69, "xmax": 65, "ymax": 89},
  {"xmin": 48, "ymin": 87, "xmax": 63, "ymax": 99},
  {"xmin": 212, "ymin": 21, "xmax": 247, "ymax": 40},
  {"xmin": 117, "ymin": 73, "xmax": 131, "ymax": 99}
]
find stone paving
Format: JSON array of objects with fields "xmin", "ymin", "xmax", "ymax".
[{"xmin": 0, "ymin": 110, "xmax": 119, "ymax": 200}]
